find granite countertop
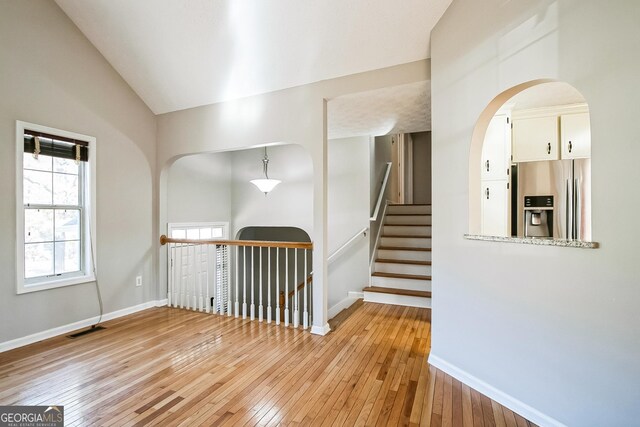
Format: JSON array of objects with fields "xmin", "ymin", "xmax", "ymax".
[{"xmin": 464, "ymin": 234, "xmax": 599, "ymax": 249}]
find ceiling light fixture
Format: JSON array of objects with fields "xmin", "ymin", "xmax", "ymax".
[{"xmin": 250, "ymin": 147, "xmax": 281, "ymax": 195}]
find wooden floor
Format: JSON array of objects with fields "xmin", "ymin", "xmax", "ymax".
[{"xmin": 0, "ymin": 303, "xmax": 536, "ymax": 426}]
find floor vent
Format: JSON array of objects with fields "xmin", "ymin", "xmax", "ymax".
[{"xmin": 68, "ymin": 326, "xmax": 106, "ymax": 338}]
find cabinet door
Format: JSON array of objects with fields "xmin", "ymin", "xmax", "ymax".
[
  {"xmin": 512, "ymin": 116, "xmax": 559, "ymax": 162},
  {"xmin": 481, "ymin": 180, "xmax": 509, "ymax": 237},
  {"xmin": 481, "ymin": 115, "xmax": 510, "ymax": 180},
  {"xmin": 561, "ymin": 113, "xmax": 591, "ymax": 159}
]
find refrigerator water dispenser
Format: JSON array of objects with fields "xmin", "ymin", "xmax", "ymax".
[{"xmin": 524, "ymin": 195, "xmax": 554, "ymax": 238}]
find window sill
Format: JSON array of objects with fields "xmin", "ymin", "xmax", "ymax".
[
  {"xmin": 17, "ymin": 274, "xmax": 96, "ymax": 294},
  {"xmin": 463, "ymin": 234, "xmax": 599, "ymax": 249}
]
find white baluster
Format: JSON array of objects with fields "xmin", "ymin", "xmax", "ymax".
[
  {"xmin": 234, "ymin": 245, "xmax": 239, "ymax": 317},
  {"xmin": 294, "ymin": 248, "xmax": 299, "ymax": 328},
  {"xmin": 284, "ymin": 248, "xmax": 289, "ymax": 327},
  {"xmin": 259, "ymin": 247, "xmax": 263, "ymax": 322},
  {"xmin": 178, "ymin": 244, "xmax": 183, "ymax": 308},
  {"xmin": 211, "ymin": 245, "xmax": 216, "ymax": 313},
  {"xmin": 250, "ymin": 246, "xmax": 255, "ymax": 321},
  {"xmin": 206, "ymin": 245, "xmax": 211, "ymax": 313},
  {"xmin": 267, "ymin": 247, "xmax": 272, "ymax": 324},
  {"xmin": 276, "ymin": 248, "xmax": 281, "ymax": 326},
  {"xmin": 228, "ymin": 245, "xmax": 233, "ymax": 316},
  {"xmin": 191, "ymin": 245, "xmax": 197, "ymax": 310},
  {"xmin": 303, "ymin": 248, "xmax": 308, "ymax": 329},
  {"xmin": 242, "ymin": 246, "xmax": 247, "ymax": 319},
  {"xmin": 199, "ymin": 245, "xmax": 205, "ymax": 312}
]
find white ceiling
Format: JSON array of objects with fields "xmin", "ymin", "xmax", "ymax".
[
  {"xmin": 55, "ymin": 0, "xmax": 451, "ymax": 114},
  {"xmin": 501, "ymin": 82, "xmax": 587, "ymax": 112},
  {"xmin": 328, "ymin": 81, "xmax": 430, "ymax": 139}
]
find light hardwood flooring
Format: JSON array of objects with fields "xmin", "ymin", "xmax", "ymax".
[{"xmin": 0, "ymin": 303, "xmax": 536, "ymax": 426}]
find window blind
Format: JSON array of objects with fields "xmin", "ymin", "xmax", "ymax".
[{"xmin": 24, "ymin": 130, "xmax": 89, "ymax": 162}]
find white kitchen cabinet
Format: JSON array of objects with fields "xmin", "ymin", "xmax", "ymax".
[
  {"xmin": 512, "ymin": 115, "xmax": 559, "ymax": 162},
  {"xmin": 481, "ymin": 115, "xmax": 511, "ymax": 180},
  {"xmin": 481, "ymin": 180, "xmax": 509, "ymax": 237},
  {"xmin": 561, "ymin": 113, "xmax": 591, "ymax": 159}
]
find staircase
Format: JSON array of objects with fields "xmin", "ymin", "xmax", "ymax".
[{"xmin": 364, "ymin": 204, "xmax": 432, "ymax": 308}]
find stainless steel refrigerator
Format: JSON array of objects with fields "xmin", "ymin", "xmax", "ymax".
[{"xmin": 516, "ymin": 159, "xmax": 591, "ymax": 240}]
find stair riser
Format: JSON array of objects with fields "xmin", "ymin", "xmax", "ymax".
[
  {"xmin": 364, "ymin": 291, "xmax": 432, "ymax": 308},
  {"xmin": 381, "ymin": 236, "xmax": 431, "ymax": 248},
  {"xmin": 375, "ymin": 262, "xmax": 431, "ymax": 276},
  {"xmin": 387, "ymin": 205, "xmax": 431, "ymax": 215},
  {"xmin": 370, "ymin": 276, "xmax": 432, "ymax": 292},
  {"xmin": 377, "ymin": 249, "xmax": 431, "ymax": 262},
  {"xmin": 385, "ymin": 215, "xmax": 432, "ymax": 225},
  {"xmin": 383, "ymin": 225, "xmax": 431, "ymax": 236}
]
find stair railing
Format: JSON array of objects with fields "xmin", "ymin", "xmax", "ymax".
[{"xmin": 160, "ymin": 235, "xmax": 313, "ymax": 330}]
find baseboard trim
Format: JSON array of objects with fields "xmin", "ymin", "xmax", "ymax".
[
  {"xmin": 310, "ymin": 323, "xmax": 331, "ymax": 336},
  {"xmin": 428, "ymin": 354, "xmax": 566, "ymax": 427},
  {"xmin": 0, "ymin": 299, "xmax": 167, "ymax": 354},
  {"xmin": 328, "ymin": 291, "xmax": 364, "ymax": 319}
]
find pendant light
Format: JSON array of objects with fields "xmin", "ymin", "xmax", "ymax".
[{"xmin": 250, "ymin": 147, "xmax": 281, "ymax": 195}]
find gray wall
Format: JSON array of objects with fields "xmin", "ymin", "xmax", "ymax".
[
  {"xmin": 370, "ymin": 135, "xmax": 394, "ymax": 256},
  {"xmin": 411, "ymin": 131, "xmax": 431, "ymax": 204},
  {"xmin": 0, "ymin": 1, "xmax": 157, "ymax": 343},
  {"xmin": 431, "ymin": 0, "xmax": 640, "ymax": 425},
  {"xmin": 328, "ymin": 137, "xmax": 370, "ymax": 310},
  {"xmin": 167, "ymin": 153, "xmax": 232, "ymax": 226}
]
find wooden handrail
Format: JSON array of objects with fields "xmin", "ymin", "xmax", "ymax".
[
  {"xmin": 370, "ymin": 162, "xmax": 392, "ymax": 221},
  {"xmin": 160, "ymin": 235, "xmax": 313, "ymax": 249},
  {"xmin": 288, "ymin": 274, "xmax": 313, "ymax": 299}
]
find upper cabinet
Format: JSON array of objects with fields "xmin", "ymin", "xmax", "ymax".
[
  {"xmin": 560, "ymin": 112, "xmax": 591, "ymax": 159},
  {"xmin": 512, "ymin": 104, "xmax": 590, "ymax": 163},
  {"xmin": 512, "ymin": 115, "xmax": 559, "ymax": 162},
  {"xmin": 481, "ymin": 115, "xmax": 511, "ymax": 180}
]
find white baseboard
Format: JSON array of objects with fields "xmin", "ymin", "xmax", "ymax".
[
  {"xmin": 310, "ymin": 323, "xmax": 331, "ymax": 336},
  {"xmin": 428, "ymin": 354, "xmax": 566, "ymax": 427},
  {"xmin": 0, "ymin": 299, "xmax": 167, "ymax": 354},
  {"xmin": 328, "ymin": 291, "xmax": 364, "ymax": 319}
]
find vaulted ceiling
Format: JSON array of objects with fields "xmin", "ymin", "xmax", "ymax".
[{"xmin": 55, "ymin": 0, "xmax": 451, "ymax": 115}]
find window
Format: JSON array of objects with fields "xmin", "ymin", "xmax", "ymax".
[{"xmin": 16, "ymin": 121, "xmax": 96, "ymax": 293}]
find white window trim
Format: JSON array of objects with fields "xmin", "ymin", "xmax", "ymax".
[{"xmin": 15, "ymin": 121, "xmax": 97, "ymax": 294}]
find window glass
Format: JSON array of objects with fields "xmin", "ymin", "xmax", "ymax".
[
  {"xmin": 53, "ymin": 173, "xmax": 79, "ymax": 205},
  {"xmin": 25, "ymin": 209, "xmax": 54, "ymax": 243},
  {"xmin": 24, "ymin": 170, "xmax": 53, "ymax": 205},
  {"xmin": 25, "ymin": 243, "xmax": 54, "ymax": 278},
  {"xmin": 55, "ymin": 209, "xmax": 80, "ymax": 241}
]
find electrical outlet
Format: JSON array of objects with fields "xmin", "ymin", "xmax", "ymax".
[{"xmin": 136, "ymin": 276, "xmax": 142, "ymax": 287}]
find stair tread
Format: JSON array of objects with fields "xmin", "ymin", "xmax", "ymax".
[
  {"xmin": 389, "ymin": 204, "xmax": 432, "ymax": 206},
  {"xmin": 384, "ymin": 224, "xmax": 432, "ymax": 227},
  {"xmin": 386, "ymin": 214, "xmax": 432, "ymax": 216},
  {"xmin": 378, "ymin": 246, "xmax": 432, "ymax": 252},
  {"xmin": 382, "ymin": 234, "xmax": 432, "ymax": 238},
  {"xmin": 375, "ymin": 258, "xmax": 431, "ymax": 266},
  {"xmin": 372, "ymin": 272, "xmax": 432, "ymax": 280},
  {"xmin": 364, "ymin": 286, "xmax": 432, "ymax": 298}
]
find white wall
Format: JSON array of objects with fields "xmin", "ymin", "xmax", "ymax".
[
  {"xmin": 167, "ymin": 153, "xmax": 232, "ymax": 226},
  {"xmin": 0, "ymin": 1, "xmax": 157, "ymax": 343},
  {"xmin": 328, "ymin": 137, "xmax": 370, "ymax": 310},
  {"xmin": 430, "ymin": 1, "xmax": 640, "ymax": 425},
  {"xmin": 230, "ymin": 145, "xmax": 313, "ymax": 238}
]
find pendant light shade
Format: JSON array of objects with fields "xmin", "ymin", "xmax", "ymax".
[{"xmin": 250, "ymin": 147, "xmax": 281, "ymax": 194}]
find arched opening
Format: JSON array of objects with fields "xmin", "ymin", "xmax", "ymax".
[{"xmin": 469, "ymin": 80, "xmax": 592, "ymax": 242}]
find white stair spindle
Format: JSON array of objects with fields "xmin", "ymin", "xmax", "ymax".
[
  {"xmin": 250, "ymin": 246, "xmax": 255, "ymax": 321},
  {"xmin": 235, "ymin": 245, "xmax": 239, "ymax": 317},
  {"xmin": 228, "ymin": 245, "xmax": 233, "ymax": 316},
  {"xmin": 267, "ymin": 247, "xmax": 272, "ymax": 324},
  {"xmin": 168, "ymin": 245, "xmax": 173, "ymax": 306},
  {"xmin": 206, "ymin": 245, "xmax": 211, "ymax": 313},
  {"xmin": 199, "ymin": 245, "xmax": 205, "ymax": 312},
  {"xmin": 293, "ymin": 249, "xmax": 299, "ymax": 328},
  {"xmin": 284, "ymin": 248, "xmax": 289, "ymax": 327},
  {"xmin": 303, "ymin": 249, "xmax": 308, "ymax": 329},
  {"xmin": 178, "ymin": 244, "xmax": 184, "ymax": 308},
  {"xmin": 276, "ymin": 248, "xmax": 281, "ymax": 325},
  {"xmin": 242, "ymin": 246, "xmax": 247, "ymax": 319},
  {"xmin": 259, "ymin": 246, "xmax": 263, "ymax": 322}
]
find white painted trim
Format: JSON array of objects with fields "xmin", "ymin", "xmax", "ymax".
[
  {"xmin": 511, "ymin": 103, "xmax": 588, "ymax": 120},
  {"xmin": 310, "ymin": 323, "xmax": 331, "ymax": 336},
  {"xmin": 370, "ymin": 162, "xmax": 392, "ymax": 221},
  {"xmin": 428, "ymin": 354, "xmax": 566, "ymax": 427},
  {"xmin": 328, "ymin": 291, "xmax": 364, "ymax": 319},
  {"xmin": 0, "ymin": 299, "xmax": 167, "ymax": 354}
]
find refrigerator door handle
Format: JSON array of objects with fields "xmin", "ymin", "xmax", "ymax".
[{"xmin": 575, "ymin": 178, "xmax": 581, "ymax": 240}]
